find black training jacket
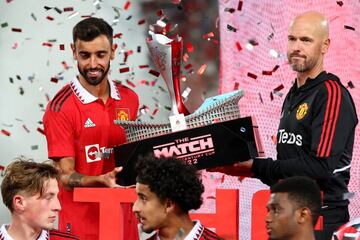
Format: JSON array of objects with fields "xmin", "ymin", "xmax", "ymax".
[{"xmin": 252, "ymin": 71, "xmax": 358, "ymax": 206}]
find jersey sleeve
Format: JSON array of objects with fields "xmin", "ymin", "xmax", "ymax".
[
  {"xmin": 252, "ymin": 80, "xmax": 358, "ymax": 185},
  {"xmin": 43, "ymin": 104, "xmax": 75, "ymax": 159}
]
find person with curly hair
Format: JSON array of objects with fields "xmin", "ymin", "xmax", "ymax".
[{"xmin": 133, "ymin": 155, "xmax": 223, "ymax": 240}]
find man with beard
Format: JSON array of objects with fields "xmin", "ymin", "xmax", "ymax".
[
  {"xmin": 266, "ymin": 176, "xmax": 321, "ymax": 240},
  {"xmin": 133, "ymin": 155, "xmax": 223, "ymax": 240},
  {"xmin": 43, "ymin": 17, "xmax": 139, "ymax": 239},
  {"xmin": 210, "ymin": 11, "xmax": 358, "ymax": 240}
]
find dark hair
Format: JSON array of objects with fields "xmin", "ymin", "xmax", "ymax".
[
  {"xmin": 72, "ymin": 17, "xmax": 113, "ymax": 45},
  {"xmin": 135, "ymin": 155, "xmax": 204, "ymax": 213},
  {"xmin": 271, "ymin": 176, "xmax": 321, "ymax": 226},
  {"xmin": 1, "ymin": 157, "xmax": 59, "ymax": 212}
]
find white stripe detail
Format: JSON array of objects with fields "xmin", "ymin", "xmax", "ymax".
[{"xmin": 333, "ymin": 164, "xmax": 351, "ymax": 174}]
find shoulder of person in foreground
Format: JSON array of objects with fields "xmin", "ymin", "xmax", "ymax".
[{"xmin": 49, "ymin": 229, "xmax": 79, "ymax": 240}]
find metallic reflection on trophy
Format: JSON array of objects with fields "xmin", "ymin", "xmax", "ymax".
[{"xmin": 146, "ymin": 22, "xmax": 189, "ymax": 116}]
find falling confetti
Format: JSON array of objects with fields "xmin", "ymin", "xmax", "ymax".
[
  {"xmin": 247, "ymin": 72, "xmax": 257, "ymax": 79},
  {"xmin": 1, "ymin": 129, "xmax": 11, "ymax": 136},
  {"xmin": 344, "ymin": 25, "xmax": 355, "ymax": 31},
  {"xmin": 227, "ymin": 24, "xmax": 237, "ymax": 32}
]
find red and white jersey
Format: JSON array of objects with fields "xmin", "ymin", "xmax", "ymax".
[
  {"xmin": 43, "ymin": 76, "xmax": 139, "ymax": 239},
  {"xmin": 147, "ymin": 221, "xmax": 223, "ymax": 240},
  {"xmin": 0, "ymin": 224, "xmax": 49, "ymax": 240}
]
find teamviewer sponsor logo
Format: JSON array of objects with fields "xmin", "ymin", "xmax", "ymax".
[
  {"xmin": 153, "ymin": 134, "xmax": 215, "ymax": 165},
  {"xmin": 85, "ymin": 144, "xmax": 101, "ymax": 163},
  {"xmin": 278, "ymin": 129, "xmax": 303, "ymax": 146}
]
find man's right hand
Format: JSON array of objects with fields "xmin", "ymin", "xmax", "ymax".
[{"xmin": 99, "ymin": 167, "xmax": 123, "ymax": 188}]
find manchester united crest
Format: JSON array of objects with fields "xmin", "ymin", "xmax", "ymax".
[
  {"xmin": 296, "ymin": 103, "xmax": 308, "ymax": 120},
  {"xmin": 115, "ymin": 108, "xmax": 130, "ymax": 121}
]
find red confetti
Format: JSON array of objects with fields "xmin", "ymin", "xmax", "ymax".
[
  {"xmin": 139, "ymin": 65, "xmax": 149, "ymax": 69},
  {"xmin": 149, "ymin": 69, "xmax": 160, "ymax": 77},
  {"xmin": 126, "ymin": 79, "xmax": 136, "ymax": 88},
  {"xmin": 61, "ymin": 61, "xmax": 69, "ymax": 70},
  {"xmin": 0, "ymin": 165, "xmax": 4, "ymax": 171},
  {"xmin": 344, "ymin": 25, "xmax": 355, "ymax": 31},
  {"xmin": 233, "ymin": 82, "xmax": 239, "ymax": 90},
  {"xmin": 46, "ymin": 16, "xmax": 54, "ymax": 21},
  {"xmin": 59, "ymin": 44, "xmax": 65, "ymax": 50},
  {"xmin": 138, "ymin": 80, "xmax": 149, "ymax": 85},
  {"xmin": 138, "ymin": 19, "xmax": 145, "ymax": 25},
  {"xmin": 45, "ymin": 93, "xmax": 50, "ymax": 102},
  {"xmin": 272, "ymin": 65, "xmax": 280, "ymax": 72},
  {"xmin": 224, "ymin": 8, "xmax": 235, "ymax": 13},
  {"xmin": 247, "ymin": 72, "xmax": 257, "ymax": 79},
  {"xmin": 37, "ymin": 127, "xmax": 45, "ymax": 135},
  {"xmin": 273, "ymin": 84, "xmax": 284, "ymax": 92},
  {"xmin": 262, "ymin": 70, "xmax": 272, "ymax": 76},
  {"xmin": 156, "ymin": 10, "xmax": 164, "ymax": 17},
  {"xmin": 237, "ymin": 0, "xmax": 243, "ymax": 11},
  {"xmin": 11, "ymin": 28, "xmax": 22, "ymax": 32},
  {"xmin": 221, "ymin": 175, "xmax": 225, "ymax": 183},
  {"xmin": 119, "ymin": 67, "xmax": 130, "ymax": 73},
  {"xmin": 186, "ymin": 42, "xmax": 194, "ymax": 53},
  {"xmin": 22, "ymin": 124, "xmax": 30, "ymax": 133},
  {"xmin": 150, "ymin": 79, "xmax": 157, "ymax": 86},
  {"xmin": 202, "ymin": 32, "xmax": 214, "ymax": 39},
  {"xmin": 271, "ymin": 135, "xmax": 277, "ymax": 144},
  {"xmin": 63, "ymin": 7, "xmax": 74, "ymax": 12},
  {"xmin": 197, "ymin": 64, "xmax": 207, "ymax": 75},
  {"xmin": 235, "ymin": 41, "xmax": 242, "ymax": 51},
  {"xmin": 124, "ymin": 1, "xmax": 131, "ymax": 10},
  {"xmin": 227, "ymin": 24, "xmax": 237, "ymax": 32},
  {"xmin": 184, "ymin": 63, "xmax": 192, "ymax": 70},
  {"xmin": 50, "ymin": 77, "xmax": 58, "ymax": 83},
  {"xmin": 42, "ymin": 42, "xmax": 53, "ymax": 47},
  {"xmin": 270, "ymin": 92, "xmax": 274, "ymax": 101},
  {"xmin": 207, "ymin": 196, "xmax": 216, "ymax": 200},
  {"xmin": 152, "ymin": 108, "xmax": 159, "ymax": 116},
  {"xmin": 1, "ymin": 129, "xmax": 11, "ymax": 136},
  {"xmin": 259, "ymin": 93, "xmax": 263, "ymax": 103},
  {"xmin": 12, "ymin": 42, "xmax": 18, "ymax": 49},
  {"xmin": 113, "ymin": 33, "xmax": 122, "ymax": 38},
  {"xmin": 336, "ymin": 1, "xmax": 343, "ymax": 6}
]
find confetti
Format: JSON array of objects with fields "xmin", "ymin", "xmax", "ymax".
[
  {"xmin": 237, "ymin": 0, "xmax": 243, "ymax": 11},
  {"xmin": 124, "ymin": 1, "xmax": 131, "ymax": 10},
  {"xmin": 235, "ymin": 41, "xmax": 242, "ymax": 51},
  {"xmin": 31, "ymin": 145, "xmax": 39, "ymax": 150},
  {"xmin": 344, "ymin": 25, "xmax": 355, "ymax": 31},
  {"xmin": 54, "ymin": 7, "xmax": 62, "ymax": 14},
  {"xmin": 247, "ymin": 72, "xmax": 257, "ymax": 79},
  {"xmin": 139, "ymin": 65, "xmax": 149, "ymax": 69},
  {"xmin": 126, "ymin": 80, "xmax": 136, "ymax": 88},
  {"xmin": 1, "ymin": 129, "xmax": 11, "ymax": 136},
  {"xmin": 9, "ymin": 77, "xmax": 14, "ymax": 83},
  {"xmin": 258, "ymin": 93, "xmax": 263, "ymax": 103},
  {"xmin": 234, "ymin": 82, "xmax": 239, "ymax": 90},
  {"xmin": 183, "ymin": 53, "xmax": 189, "ymax": 62},
  {"xmin": 273, "ymin": 84, "xmax": 284, "ymax": 97},
  {"xmin": 270, "ymin": 92, "xmax": 274, "ymax": 101},
  {"xmin": 271, "ymin": 135, "xmax": 277, "ymax": 144},
  {"xmin": 22, "ymin": 124, "xmax": 30, "ymax": 133},
  {"xmin": 37, "ymin": 127, "xmax": 45, "ymax": 135},
  {"xmin": 186, "ymin": 42, "xmax": 194, "ymax": 53},
  {"xmin": 19, "ymin": 87, "xmax": 24, "ymax": 95},
  {"xmin": 272, "ymin": 65, "xmax": 280, "ymax": 72},
  {"xmin": 1, "ymin": 22, "xmax": 9, "ymax": 28},
  {"xmin": 119, "ymin": 67, "xmax": 130, "ymax": 73},
  {"xmin": 269, "ymin": 49, "xmax": 279, "ymax": 58},
  {"xmin": 44, "ymin": 6, "xmax": 52, "ymax": 11},
  {"xmin": 152, "ymin": 108, "xmax": 159, "ymax": 116},
  {"xmin": 11, "ymin": 28, "xmax": 22, "ymax": 32},
  {"xmin": 184, "ymin": 63, "xmax": 192, "ymax": 70},
  {"xmin": 336, "ymin": 1, "xmax": 343, "ymax": 6},
  {"xmin": 224, "ymin": 8, "xmax": 235, "ymax": 13},
  {"xmin": 149, "ymin": 69, "xmax": 160, "ymax": 77},
  {"xmin": 137, "ymin": 46, "xmax": 141, "ymax": 52},
  {"xmin": 181, "ymin": 87, "xmax": 191, "ymax": 101},
  {"xmin": 262, "ymin": 70, "xmax": 272, "ymax": 76},
  {"xmin": 63, "ymin": 7, "xmax": 74, "ymax": 12},
  {"xmin": 139, "ymin": 105, "xmax": 149, "ymax": 115},
  {"xmin": 50, "ymin": 77, "xmax": 58, "ymax": 83},
  {"xmin": 42, "ymin": 42, "xmax": 53, "ymax": 47},
  {"xmin": 197, "ymin": 64, "xmax": 207, "ymax": 75},
  {"xmin": 347, "ymin": 81, "xmax": 355, "ymax": 89},
  {"xmin": 202, "ymin": 32, "xmax": 214, "ymax": 39},
  {"xmin": 138, "ymin": 19, "xmax": 145, "ymax": 25},
  {"xmin": 126, "ymin": 15, "xmax": 132, "ymax": 21},
  {"xmin": 61, "ymin": 61, "xmax": 69, "ymax": 70},
  {"xmin": 59, "ymin": 44, "xmax": 65, "ymax": 50},
  {"xmin": 16, "ymin": 75, "xmax": 21, "ymax": 80},
  {"xmin": 67, "ymin": 12, "xmax": 79, "ymax": 19},
  {"xmin": 227, "ymin": 24, "xmax": 237, "ymax": 32},
  {"xmin": 156, "ymin": 10, "xmax": 164, "ymax": 17},
  {"xmin": 46, "ymin": 16, "xmax": 54, "ymax": 21},
  {"xmin": 113, "ymin": 33, "xmax": 122, "ymax": 38}
]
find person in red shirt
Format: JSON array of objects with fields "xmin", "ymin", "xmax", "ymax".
[
  {"xmin": 0, "ymin": 158, "xmax": 78, "ymax": 240},
  {"xmin": 43, "ymin": 17, "xmax": 139, "ymax": 239},
  {"xmin": 133, "ymin": 155, "xmax": 223, "ymax": 240}
]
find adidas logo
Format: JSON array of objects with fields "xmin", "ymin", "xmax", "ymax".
[{"xmin": 84, "ymin": 118, "xmax": 96, "ymax": 128}]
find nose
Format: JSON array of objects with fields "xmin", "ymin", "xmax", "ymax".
[
  {"xmin": 54, "ymin": 197, "xmax": 62, "ymax": 211},
  {"xmin": 265, "ymin": 211, "xmax": 272, "ymax": 224},
  {"xmin": 132, "ymin": 199, "xmax": 139, "ymax": 213},
  {"xmin": 89, "ymin": 55, "xmax": 98, "ymax": 68}
]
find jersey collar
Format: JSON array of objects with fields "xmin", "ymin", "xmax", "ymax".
[{"xmin": 70, "ymin": 76, "xmax": 121, "ymax": 104}]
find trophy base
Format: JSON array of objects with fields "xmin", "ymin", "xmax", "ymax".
[{"xmin": 114, "ymin": 116, "xmax": 264, "ymax": 186}]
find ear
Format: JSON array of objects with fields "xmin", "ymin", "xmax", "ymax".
[
  {"xmin": 164, "ymin": 199, "xmax": 176, "ymax": 214},
  {"xmin": 13, "ymin": 194, "xmax": 26, "ymax": 212},
  {"xmin": 110, "ymin": 43, "xmax": 116, "ymax": 60},
  {"xmin": 70, "ymin": 43, "xmax": 77, "ymax": 61},
  {"xmin": 297, "ymin": 207, "xmax": 311, "ymax": 225},
  {"xmin": 321, "ymin": 38, "xmax": 330, "ymax": 54}
]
